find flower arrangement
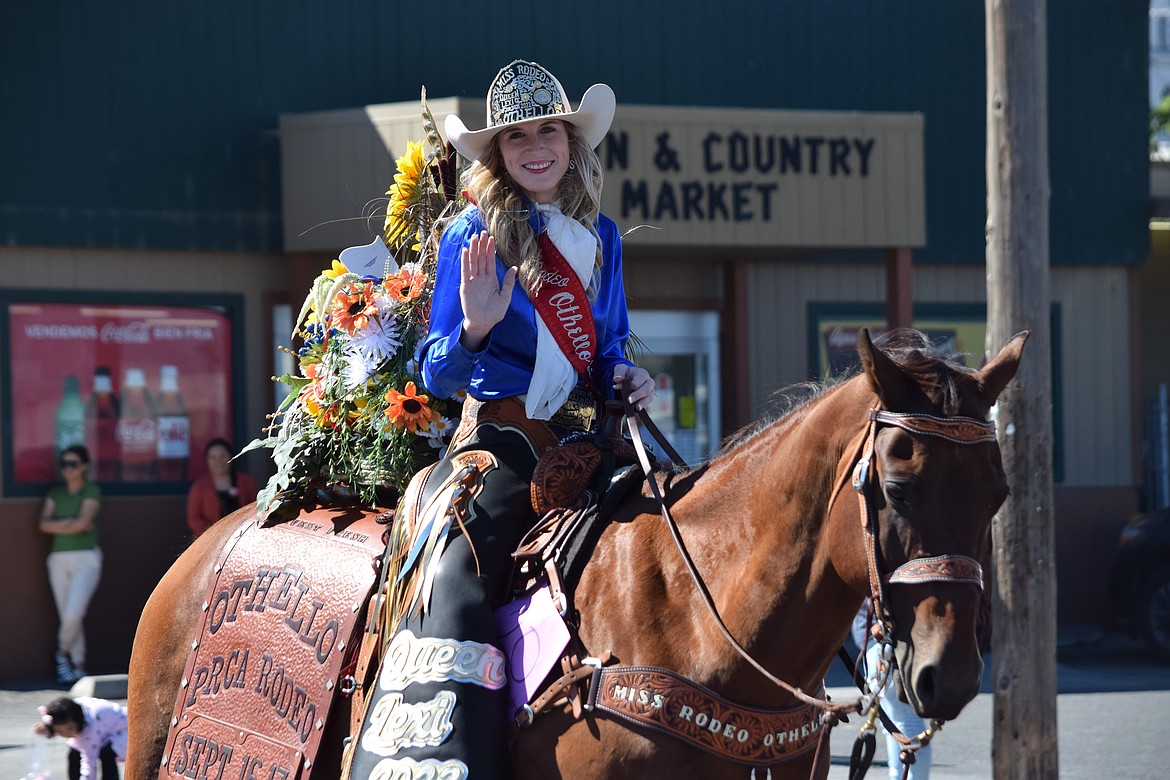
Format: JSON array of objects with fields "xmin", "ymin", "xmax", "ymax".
[{"xmin": 247, "ymin": 96, "xmax": 465, "ymax": 515}]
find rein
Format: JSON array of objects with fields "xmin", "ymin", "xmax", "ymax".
[{"xmin": 622, "ymin": 391, "xmax": 853, "ymax": 715}]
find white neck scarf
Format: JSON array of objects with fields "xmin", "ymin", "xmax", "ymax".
[{"xmin": 526, "ymin": 204, "xmax": 596, "ymax": 420}]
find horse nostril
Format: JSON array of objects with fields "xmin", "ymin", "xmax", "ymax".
[{"xmin": 915, "ymin": 663, "xmax": 938, "ymax": 712}]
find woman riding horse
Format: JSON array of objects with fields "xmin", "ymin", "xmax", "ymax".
[{"xmin": 345, "ymin": 59, "xmax": 656, "ymax": 779}]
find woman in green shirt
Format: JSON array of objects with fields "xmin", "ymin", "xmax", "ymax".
[{"xmin": 39, "ymin": 444, "xmax": 102, "ymax": 684}]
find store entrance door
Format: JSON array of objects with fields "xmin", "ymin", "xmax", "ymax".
[{"xmin": 627, "ymin": 310, "xmax": 721, "ymax": 464}]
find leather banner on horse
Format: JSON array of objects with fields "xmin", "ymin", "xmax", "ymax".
[
  {"xmin": 161, "ymin": 507, "xmax": 389, "ymax": 780},
  {"xmin": 590, "ymin": 666, "xmax": 825, "ymax": 767}
]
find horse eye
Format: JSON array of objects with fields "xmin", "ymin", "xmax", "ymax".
[{"xmin": 884, "ymin": 481, "xmax": 908, "ymax": 504}]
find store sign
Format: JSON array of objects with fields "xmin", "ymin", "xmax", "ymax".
[
  {"xmin": 599, "ymin": 106, "xmax": 925, "ymax": 248},
  {"xmin": 3, "ymin": 297, "xmax": 236, "ymax": 492},
  {"xmin": 280, "ymin": 100, "xmax": 925, "ymax": 253},
  {"xmin": 610, "ymin": 132, "xmax": 875, "ymax": 221}
]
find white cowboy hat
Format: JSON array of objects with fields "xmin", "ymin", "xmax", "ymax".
[{"xmin": 445, "ymin": 60, "xmax": 615, "ymax": 163}]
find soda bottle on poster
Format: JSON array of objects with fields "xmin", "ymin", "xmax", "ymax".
[
  {"xmin": 117, "ymin": 367, "xmax": 157, "ymax": 481},
  {"xmin": 155, "ymin": 364, "xmax": 189, "ymax": 481},
  {"xmin": 85, "ymin": 366, "xmax": 120, "ymax": 481},
  {"xmin": 55, "ymin": 374, "xmax": 85, "ymax": 455}
]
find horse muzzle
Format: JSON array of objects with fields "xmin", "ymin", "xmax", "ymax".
[
  {"xmin": 881, "ymin": 551, "xmax": 984, "ymax": 716},
  {"xmin": 895, "ymin": 641, "xmax": 983, "ymax": 720}
]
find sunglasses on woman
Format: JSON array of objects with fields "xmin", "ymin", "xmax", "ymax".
[{"xmin": 59, "ymin": 459, "xmax": 83, "ymax": 469}]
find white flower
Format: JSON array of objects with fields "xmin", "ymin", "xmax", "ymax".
[
  {"xmin": 349, "ymin": 314, "xmax": 402, "ymax": 362},
  {"xmin": 342, "ymin": 350, "xmax": 380, "ymax": 390},
  {"xmin": 420, "ymin": 416, "xmax": 454, "ymax": 447},
  {"xmin": 371, "ymin": 289, "xmax": 396, "ymax": 317}
]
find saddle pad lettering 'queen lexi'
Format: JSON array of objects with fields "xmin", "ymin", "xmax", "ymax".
[{"xmin": 163, "ymin": 507, "xmax": 389, "ymax": 780}]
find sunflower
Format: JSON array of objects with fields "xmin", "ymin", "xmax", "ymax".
[
  {"xmin": 299, "ymin": 381, "xmax": 336, "ymax": 428},
  {"xmin": 331, "ymin": 282, "xmax": 380, "ymax": 336},
  {"xmin": 384, "ymin": 140, "xmax": 429, "ymax": 251},
  {"xmin": 322, "ymin": 259, "xmax": 350, "ymax": 279},
  {"xmin": 385, "ymin": 381, "xmax": 438, "ymax": 433}
]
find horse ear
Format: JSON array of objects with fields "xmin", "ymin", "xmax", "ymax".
[
  {"xmin": 977, "ymin": 330, "xmax": 1029, "ymax": 408},
  {"xmin": 857, "ymin": 327, "xmax": 912, "ymax": 408}
]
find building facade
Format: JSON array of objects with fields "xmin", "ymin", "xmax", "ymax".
[{"xmin": 0, "ymin": 1, "xmax": 1150, "ymax": 680}]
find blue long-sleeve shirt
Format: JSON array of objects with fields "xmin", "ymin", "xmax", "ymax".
[{"xmin": 420, "ymin": 205, "xmax": 633, "ymax": 402}]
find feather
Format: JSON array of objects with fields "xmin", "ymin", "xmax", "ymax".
[
  {"xmin": 398, "ymin": 501, "xmax": 440, "ymax": 583},
  {"xmin": 421, "ymin": 86, "xmax": 445, "ymax": 157}
]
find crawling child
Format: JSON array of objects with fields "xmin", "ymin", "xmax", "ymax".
[{"xmin": 34, "ymin": 696, "xmax": 125, "ymax": 779}]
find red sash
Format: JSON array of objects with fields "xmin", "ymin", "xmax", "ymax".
[{"xmin": 532, "ymin": 233, "xmax": 597, "ymax": 380}]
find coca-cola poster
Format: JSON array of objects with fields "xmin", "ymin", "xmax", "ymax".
[{"xmin": 3, "ymin": 297, "xmax": 239, "ymax": 494}]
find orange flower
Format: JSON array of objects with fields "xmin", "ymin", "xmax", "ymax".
[
  {"xmin": 384, "ymin": 267, "xmax": 427, "ymax": 303},
  {"xmin": 385, "ymin": 381, "xmax": 438, "ymax": 433},
  {"xmin": 332, "ymin": 282, "xmax": 380, "ymax": 335}
]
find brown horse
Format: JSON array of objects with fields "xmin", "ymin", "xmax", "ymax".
[{"xmin": 126, "ymin": 329, "xmax": 1025, "ymax": 779}]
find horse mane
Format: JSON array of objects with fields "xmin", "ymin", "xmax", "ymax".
[{"xmin": 708, "ymin": 329, "xmax": 975, "ymax": 463}]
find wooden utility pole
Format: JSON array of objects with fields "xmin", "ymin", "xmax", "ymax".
[{"xmin": 985, "ymin": 0, "xmax": 1058, "ymax": 777}]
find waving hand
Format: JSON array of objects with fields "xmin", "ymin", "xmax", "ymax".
[{"xmin": 458, "ymin": 230, "xmax": 517, "ymax": 351}]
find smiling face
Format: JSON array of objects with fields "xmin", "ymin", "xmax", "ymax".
[{"xmin": 497, "ymin": 118, "xmax": 571, "ymax": 203}]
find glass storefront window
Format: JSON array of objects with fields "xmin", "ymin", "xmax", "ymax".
[{"xmin": 627, "ymin": 311, "xmax": 721, "ymax": 464}]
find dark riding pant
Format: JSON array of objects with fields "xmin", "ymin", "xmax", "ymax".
[{"xmin": 349, "ymin": 402, "xmax": 548, "ymax": 780}]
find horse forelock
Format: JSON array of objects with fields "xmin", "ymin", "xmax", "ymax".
[{"xmin": 872, "ymin": 329, "xmax": 987, "ymax": 417}]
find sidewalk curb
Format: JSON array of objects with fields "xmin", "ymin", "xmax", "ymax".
[{"xmin": 68, "ymin": 674, "xmax": 128, "ymax": 701}]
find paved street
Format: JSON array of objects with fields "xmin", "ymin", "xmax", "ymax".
[
  {"xmin": 823, "ymin": 626, "xmax": 1170, "ymax": 779},
  {"xmin": 1, "ymin": 627, "xmax": 1166, "ymax": 779}
]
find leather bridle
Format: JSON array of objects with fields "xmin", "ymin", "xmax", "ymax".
[
  {"xmin": 845, "ymin": 409, "xmax": 996, "ymax": 641},
  {"xmin": 626, "ymin": 390, "xmax": 998, "ymax": 705},
  {"xmin": 832, "ymin": 408, "xmax": 998, "ymax": 778}
]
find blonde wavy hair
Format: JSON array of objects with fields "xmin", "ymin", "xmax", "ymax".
[{"xmin": 460, "ymin": 122, "xmax": 605, "ymax": 296}]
